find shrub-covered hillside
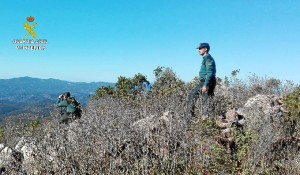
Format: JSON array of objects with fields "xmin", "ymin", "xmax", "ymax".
[{"xmin": 0, "ymin": 67, "xmax": 299, "ymax": 175}]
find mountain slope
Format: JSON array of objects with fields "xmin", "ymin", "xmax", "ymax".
[{"xmin": 0, "ymin": 77, "xmax": 114, "ymax": 117}]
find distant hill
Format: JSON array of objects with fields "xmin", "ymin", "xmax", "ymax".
[{"xmin": 0, "ymin": 77, "xmax": 114, "ymax": 118}]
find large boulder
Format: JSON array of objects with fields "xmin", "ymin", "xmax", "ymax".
[
  {"xmin": 15, "ymin": 137, "xmax": 36, "ymax": 162},
  {"xmin": 215, "ymin": 94, "xmax": 285, "ymax": 153},
  {"xmin": 132, "ymin": 111, "xmax": 172, "ymax": 138},
  {"xmin": 237, "ymin": 94, "xmax": 284, "ymax": 129},
  {"xmin": 15, "ymin": 137, "xmax": 38, "ymax": 174},
  {"xmin": 131, "ymin": 111, "xmax": 180, "ymax": 160},
  {"xmin": 236, "ymin": 94, "xmax": 287, "ymax": 158},
  {"xmin": 0, "ymin": 144, "xmax": 23, "ymax": 174}
]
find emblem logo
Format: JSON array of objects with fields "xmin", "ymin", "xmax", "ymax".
[
  {"xmin": 24, "ymin": 16, "xmax": 37, "ymax": 38},
  {"xmin": 13, "ymin": 16, "xmax": 48, "ymax": 50}
]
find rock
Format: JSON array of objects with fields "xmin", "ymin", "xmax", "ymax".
[
  {"xmin": 131, "ymin": 111, "xmax": 176, "ymax": 160},
  {"xmin": 15, "ymin": 137, "xmax": 36, "ymax": 160},
  {"xmin": 132, "ymin": 111, "xmax": 171, "ymax": 137},
  {"xmin": 236, "ymin": 118, "xmax": 245, "ymax": 126},
  {"xmin": 235, "ymin": 94, "xmax": 286, "ymax": 154},
  {"xmin": 15, "ymin": 137, "xmax": 38, "ymax": 174},
  {"xmin": 216, "ymin": 120, "xmax": 231, "ymax": 129},
  {"xmin": 215, "ymin": 94, "xmax": 285, "ymax": 153},
  {"xmin": 221, "ymin": 128, "xmax": 232, "ymax": 138},
  {"xmin": 216, "ymin": 109, "xmax": 242, "ymax": 131},
  {"xmin": 225, "ymin": 109, "xmax": 237, "ymax": 123},
  {"xmin": 0, "ymin": 144, "xmax": 23, "ymax": 173},
  {"xmin": 237, "ymin": 94, "xmax": 284, "ymax": 125},
  {"xmin": 221, "ymin": 128, "xmax": 231, "ymax": 134}
]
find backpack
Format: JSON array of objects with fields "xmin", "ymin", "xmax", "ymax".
[
  {"xmin": 56, "ymin": 92, "xmax": 82, "ymax": 119},
  {"xmin": 67, "ymin": 96, "xmax": 79, "ymax": 107},
  {"xmin": 66, "ymin": 96, "xmax": 81, "ymax": 115}
]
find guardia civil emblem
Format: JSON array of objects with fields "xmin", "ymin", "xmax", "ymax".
[{"xmin": 24, "ymin": 16, "xmax": 37, "ymax": 38}]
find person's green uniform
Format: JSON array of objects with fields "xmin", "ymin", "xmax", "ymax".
[
  {"xmin": 55, "ymin": 98, "xmax": 77, "ymax": 113},
  {"xmin": 189, "ymin": 53, "xmax": 216, "ymax": 101},
  {"xmin": 55, "ymin": 92, "xmax": 82, "ymax": 124}
]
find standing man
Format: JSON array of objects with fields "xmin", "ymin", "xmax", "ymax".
[{"xmin": 188, "ymin": 42, "xmax": 216, "ymax": 109}]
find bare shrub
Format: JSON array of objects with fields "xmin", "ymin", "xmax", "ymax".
[{"xmin": 0, "ymin": 71, "xmax": 298, "ymax": 174}]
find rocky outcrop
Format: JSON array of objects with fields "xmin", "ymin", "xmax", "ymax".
[
  {"xmin": 215, "ymin": 94, "xmax": 286, "ymax": 153},
  {"xmin": 215, "ymin": 109, "xmax": 244, "ymax": 153},
  {"xmin": 237, "ymin": 94, "xmax": 284, "ymax": 125},
  {"xmin": 0, "ymin": 144, "xmax": 23, "ymax": 174},
  {"xmin": 15, "ymin": 137, "xmax": 38, "ymax": 174},
  {"xmin": 216, "ymin": 94, "xmax": 284, "ymax": 129},
  {"xmin": 132, "ymin": 111, "xmax": 175, "ymax": 160},
  {"xmin": 132, "ymin": 111, "xmax": 172, "ymax": 137}
]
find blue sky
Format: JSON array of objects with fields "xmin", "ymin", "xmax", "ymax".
[{"xmin": 1, "ymin": 0, "xmax": 299, "ymax": 84}]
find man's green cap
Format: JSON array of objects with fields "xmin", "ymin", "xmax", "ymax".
[{"xmin": 196, "ymin": 43, "xmax": 210, "ymax": 52}]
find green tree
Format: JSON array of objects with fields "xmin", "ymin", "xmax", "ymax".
[
  {"xmin": 94, "ymin": 86, "xmax": 115, "ymax": 99},
  {"xmin": 115, "ymin": 73, "xmax": 149, "ymax": 97},
  {"xmin": 283, "ymin": 86, "xmax": 300, "ymax": 120},
  {"xmin": 152, "ymin": 67, "xmax": 185, "ymax": 96},
  {"xmin": 153, "ymin": 66, "xmax": 164, "ymax": 79},
  {"xmin": 132, "ymin": 73, "xmax": 148, "ymax": 87},
  {"xmin": 115, "ymin": 76, "xmax": 133, "ymax": 97}
]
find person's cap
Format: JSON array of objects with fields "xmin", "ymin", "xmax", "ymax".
[{"xmin": 196, "ymin": 43, "xmax": 210, "ymax": 51}]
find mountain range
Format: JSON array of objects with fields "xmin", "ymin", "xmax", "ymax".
[{"xmin": 0, "ymin": 77, "xmax": 114, "ymax": 118}]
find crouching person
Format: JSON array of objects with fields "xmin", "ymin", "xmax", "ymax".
[{"xmin": 55, "ymin": 92, "xmax": 82, "ymax": 124}]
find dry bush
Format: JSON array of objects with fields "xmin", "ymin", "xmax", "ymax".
[{"xmin": 1, "ymin": 72, "xmax": 299, "ymax": 174}]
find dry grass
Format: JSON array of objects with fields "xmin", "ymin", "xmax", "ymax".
[{"xmin": 1, "ymin": 73, "xmax": 299, "ymax": 175}]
